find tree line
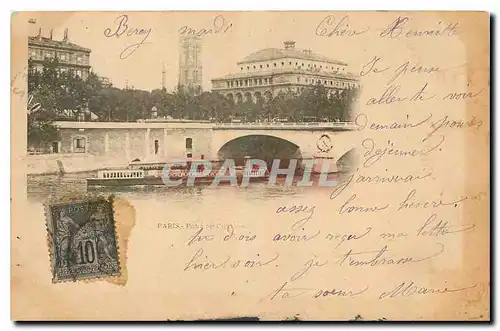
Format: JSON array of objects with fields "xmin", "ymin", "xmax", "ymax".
[{"xmin": 27, "ymin": 58, "xmax": 359, "ymax": 150}]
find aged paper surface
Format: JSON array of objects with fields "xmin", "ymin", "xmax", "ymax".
[{"xmin": 11, "ymin": 11, "xmax": 489, "ymax": 321}]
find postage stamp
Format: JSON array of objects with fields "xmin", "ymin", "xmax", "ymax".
[{"xmin": 46, "ymin": 197, "xmax": 121, "ymax": 283}]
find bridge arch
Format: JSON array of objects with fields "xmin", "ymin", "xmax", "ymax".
[
  {"xmin": 211, "ymin": 128, "xmax": 359, "ymax": 172},
  {"xmin": 336, "ymin": 148, "xmax": 357, "ymax": 173},
  {"xmin": 215, "ymin": 134, "xmax": 303, "ymax": 166}
]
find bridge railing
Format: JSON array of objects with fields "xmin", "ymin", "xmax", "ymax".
[{"xmin": 214, "ymin": 122, "xmax": 354, "ymax": 128}]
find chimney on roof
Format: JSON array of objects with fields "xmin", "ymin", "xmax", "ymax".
[
  {"xmin": 302, "ymin": 49, "xmax": 312, "ymax": 56},
  {"xmin": 283, "ymin": 40, "xmax": 296, "ymax": 50},
  {"xmin": 37, "ymin": 27, "xmax": 42, "ymax": 40},
  {"xmin": 63, "ymin": 28, "xmax": 69, "ymax": 42},
  {"xmin": 49, "ymin": 29, "xmax": 53, "ymax": 40}
]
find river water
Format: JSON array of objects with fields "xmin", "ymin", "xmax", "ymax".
[{"xmin": 27, "ymin": 171, "xmax": 341, "ymax": 205}]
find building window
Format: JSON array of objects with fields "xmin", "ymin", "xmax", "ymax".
[
  {"xmin": 301, "ymin": 63, "xmax": 304, "ymax": 66},
  {"xmin": 330, "ymin": 81, "xmax": 333, "ymax": 85},
  {"xmin": 74, "ymin": 137, "xmax": 86, "ymax": 153},
  {"xmin": 274, "ymin": 63, "xmax": 276, "ymax": 67},
  {"xmin": 297, "ymin": 77, "xmax": 300, "ymax": 82},
  {"xmin": 281, "ymin": 62, "xmax": 284, "ymax": 66},
  {"xmin": 247, "ymin": 66, "xmax": 249, "ymax": 70},
  {"xmin": 253, "ymin": 65, "xmax": 256, "ymax": 69},
  {"xmin": 295, "ymin": 62, "xmax": 298, "ymax": 66},
  {"xmin": 193, "ymin": 45, "xmax": 198, "ymax": 64},
  {"xmin": 186, "ymin": 138, "xmax": 193, "ymax": 149},
  {"xmin": 45, "ymin": 51, "xmax": 53, "ymax": 58},
  {"xmin": 29, "ymin": 50, "xmax": 37, "ymax": 58},
  {"xmin": 60, "ymin": 54, "xmax": 66, "ymax": 61},
  {"xmin": 241, "ymin": 67, "xmax": 243, "ymax": 71},
  {"xmin": 289, "ymin": 61, "xmax": 292, "ymax": 65},
  {"xmin": 267, "ymin": 64, "xmax": 269, "ymax": 68},
  {"xmin": 76, "ymin": 56, "xmax": 82, "ymax": 63},
  {"xmin": 193, "ymin": 70, "xmax": 198, "ymax": 81},
  {"xmin": 260, "ymin": 65, "xmax": 263, "ymax": 69},
  {"xmin": 227, "ymin": 81, "xmax": 230, "ymax": 88}
]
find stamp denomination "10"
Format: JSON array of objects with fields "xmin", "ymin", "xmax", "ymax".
[{"xmin": 46, "ymin": 197, "xmax": 121, "ymax": 283}]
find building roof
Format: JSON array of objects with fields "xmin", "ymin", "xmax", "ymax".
[
  {"xmin": 237, "ymin": 47, "xmax": 347, "ymax": 66},
  {"xmin": 28, "ymin": 36, "xmax": 91, "ymax": 53}
]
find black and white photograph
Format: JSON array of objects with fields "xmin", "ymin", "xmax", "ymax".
[{"xmin": 11, "ymin": 11, "xmax": 490, "ymax": 322}]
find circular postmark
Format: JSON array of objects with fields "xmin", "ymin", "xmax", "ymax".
[{"xmin": 317, "ymin": 134, "xmax": 333, "ymax": 153}]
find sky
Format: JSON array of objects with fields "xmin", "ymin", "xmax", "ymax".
[{"xmin": 24, "ymin": 12, "xmax": 462, "ymax": 93}]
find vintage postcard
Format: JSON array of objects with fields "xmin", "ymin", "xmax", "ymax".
[{"xmin": 11, "ymin": 11, "xmax": 489, "ymax": 321}]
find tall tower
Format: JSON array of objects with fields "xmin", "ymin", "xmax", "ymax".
[{"xmin": 178, "ymin": 35, "xmax": 202, "ymax": 94}]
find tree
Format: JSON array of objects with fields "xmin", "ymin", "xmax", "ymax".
[
  {"xmin": 27, "ymin": 58, "xmax": 108, "ymax": 150},
  {"xmin": 27, "ymin": 59, "xmax": 61, "ymax": 151}
]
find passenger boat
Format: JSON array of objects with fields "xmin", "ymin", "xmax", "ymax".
[{"xmin": 86, "ymin": 158, "xmax": 270, "ymax": 187}]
